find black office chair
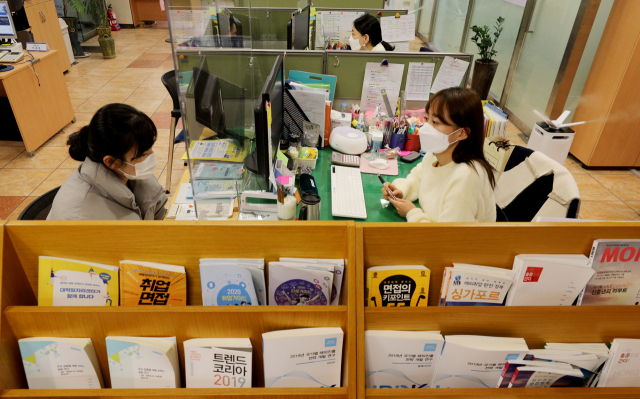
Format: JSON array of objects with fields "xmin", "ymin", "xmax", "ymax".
[
  {"xmin": 18, "ymin": 187, "xmax": 60, "ymax": 220},
  {"xmin": 160, "ymin": 70, "xmax": 184, "ymax": 194}
]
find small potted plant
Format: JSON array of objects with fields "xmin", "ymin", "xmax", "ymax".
[
  {"xmin": 469, "ymin": 16, "xmax": 505, "ymax": 100},
  {"xmin": 67, "ymin": 0, "xmax": 115, "ymax": 59}
]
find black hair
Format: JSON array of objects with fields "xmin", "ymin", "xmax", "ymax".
[
  {"xmin": 67, "ymin": 103, "xmax": 157, "ymax": 164},
  {"xmin": 426, "ymin": 87, "xmax": 496, "ymax": 189},
  {"xmin": 353, "ymin": 14, "xmax": 395, "ymax": 51}
]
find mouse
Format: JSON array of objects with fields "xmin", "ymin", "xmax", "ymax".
[{"xmin": 370, "ymin": 158, "xmax": 389, "ymax": 170}]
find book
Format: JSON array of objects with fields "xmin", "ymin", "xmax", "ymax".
[
  {"xmin": 365, "ymin": 330, "xmax": 444, "ymax": 388},
  {"xmin": 579, "ymin": 239, "xmax": 640, "ymax": 306},
  {"xmin": 199, "ymin": 264, "xmax": 259, "ymax": 306},
  {"xmin": 440, "ymin": 264, "xmax": 514, "ymax": 306},
  {"xmin": 119, "ymin": 261, "xmax": 187, "ymax": 306},
  {"xmin": 200, "ymin": 259, "xmax": 266, "ymax": 306},
  {"xmin": 432, "ymin": 335, "xmax": 529, "ymax": 388},
  {"xmin": 268, "ymin": 262, "xmax": 333, "ymax": 306},
  {"xmin": 597, "ymin": 339, "xmax": 640, "ymax": 387},
  {"xmin": 279, "ymin": 258, "xmax": 345, "ymax": 305},
  {"xmin": 497, "ymin": 359, "xmax": 573, "ymax": 388},
  {"xmin": 184, "ymin": 338, "xmax": 252, "ymax": 388},
  {"xmin": 196, "ymin": 198, "xmax": 235, "ymax": 220},
  {"xmin": 167, "ymin": 203, "xmax": 196, "ymax": 219},
  {"xmin": 193, "ymin": 180, "xmax": 241, "ymax": 198},
  {"xmin": 184, "ymin": 139, "xmax": 247, "ymax": 162},
  {"xmin": 262, "ymin": 327, "xmax": 343, "ymax": 387},
  {"xmin": 509, "ymin": 366, "xmax": 589, "ymax": 388},
  {"xmin": 366, "ymin": 266, "xmax": 430, "ymax": 307},
  {"xmin": 19, "ymin": 338, "xmax": 104, "ymax": 389},
  {"xmin": 106, "ymin": 336, "xmax": 180, "ymax": 388},
  {"xmin": 38, "ymin": 256, "xmax": 119, "ymax": 307},
  {"xmin": 192, "ymin": 162, "xmax": 245, "ymax": 180}
]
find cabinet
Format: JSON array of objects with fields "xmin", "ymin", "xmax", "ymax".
[{"xmin": 24, "ymin": 0, "xmax": 71, "ymax": 73}]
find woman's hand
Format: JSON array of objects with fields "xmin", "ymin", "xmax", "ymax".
[
  {"xmin": 381, "ymin": 182, "xmax": 403, "ymax": 200},
  {"xmin": 389, "ymin": 198, "xmax": 416, "ymax": 218}
]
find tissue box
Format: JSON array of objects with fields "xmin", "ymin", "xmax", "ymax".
[{"xmin": 331, "ymin": 110, "xmax": 352, "ymax": 132}]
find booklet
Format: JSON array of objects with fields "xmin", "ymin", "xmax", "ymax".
[
  {"xmin": 120, "ymin": 261, "xmax": 187, "ymax": 306},
  {"xmin": 184, "ymin": 338, "xmax": 252, "ymax": 388},
  {"xmin": 193, "ymin": 180, "xmax": 241, "ymax": 198},
  {"xmin": 366, "ymin": 266, "xmax": 430, "ymax": 307},
  {"xmin": 200, "ymin": 259, "xmax": 266, "ymax": 306},
  {"xmin": 200, "ymin": 264, "xmax": 259, "ymax": 306},
  {"xmin": 440, "ymin": 264, "xmax": 514, "ymax": 306},
  {"xmin": 268, "ymin": 262, "xmax": 333, "ymax": 306},
  {"xmin": 280, "ymin": 258, "xmax": 345, "ymax": 306}
]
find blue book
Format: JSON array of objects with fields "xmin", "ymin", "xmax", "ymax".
[{"xmin": 200, "ymin": 264, "xmax": 259, "ymax": 306}]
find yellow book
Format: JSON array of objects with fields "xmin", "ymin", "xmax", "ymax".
[
  {"xmin": 366, "ymin": 266, "xmax": 430, "ymax": 307},
  {"xmin": 120, "ymin": 261, "xmax": 187, "ymax": 306},
  {"xmin": 182, "ymin": 139, "xmax": 248, "ymax": 162},
  {"xmin": 38, "ymin": 257, "xmax": 119, "ymax": 306}
]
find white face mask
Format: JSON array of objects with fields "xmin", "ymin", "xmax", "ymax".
[
  {"xmin": 419, "ymin": 123, "xmax": 462, "ymax": 154},
  {"xmin": 349, "ymin": 34, "xmax": 363, "ymax": 51},
  {"xmin": 119, "ymin": 152, "xmax": 157, "ymax": 180}
]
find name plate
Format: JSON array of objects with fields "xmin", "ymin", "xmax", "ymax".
[{"xmin": 26, "ymin": 42, "xmax": 50, "ymax": 52}]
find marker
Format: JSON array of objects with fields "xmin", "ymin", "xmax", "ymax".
[{"xmin": 378, "ymin": 174, "xmax": 397, "ymax": 200}]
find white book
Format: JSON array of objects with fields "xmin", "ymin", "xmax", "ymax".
[
  {"xmin": 365, "ymin": 330, "xmax": 444, "ymax": 388},
  {"xmin": 184, "ymin": 338, "xmax": 252, "ymax": 388},
  {"xmin": 268, "ymin": 262, "xmax": 333, "ymax": 306},
  {"xmin": 200, "ymin": 264, "xmax": 259, "ymax": 306},
  {"xmin": 532, "ymin": 353, "xmax": 605, "ymax": 372},
  {"xmin": 263, "ymin": 327, "xmax": 343, "ymax": 387},
  {"xmin": 106, "ymin": 336, "xmax": 180, "ymax": 389},
  {"xmin": 432, "ymin": 335, "xmax": 529, "ymax": 388},
  {"xmin": 19, "ymin": 338, "xmax": 104, "ymax": 389},
  {"xmin": 277, "ymin": 260, "xmax": 342, "ymax": 305},
  {"xmin": 441, "ymin": 264, "xmax": 514, "ymax": 307},
  {"xmin": 200, "ymin": 260, "xmax": 266, "ymax": 305},
  {"xmin": 280, "ymin": 258, "xmax": 346, "ymax": 306},
  {"xmin": 598, "ymin": 339, "xmax": 640, "ymax": 387}
]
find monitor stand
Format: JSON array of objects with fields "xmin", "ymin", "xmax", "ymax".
[{"xmin": 244, "ymin": 150, "xmax": 258, "ymax": 174}]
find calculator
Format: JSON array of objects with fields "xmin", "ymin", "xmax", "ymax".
[{"xmin": 332, "ymin": 152, "xmax": 360, "ymax": 167}]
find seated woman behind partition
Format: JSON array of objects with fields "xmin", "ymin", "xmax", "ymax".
[
  {"xmin": 349, "ymin": 14, "xmax": 394, "ymax": 52},
  {"xmin": 47, "ymin": 104, "xmax": 167, "ymax": 221}
]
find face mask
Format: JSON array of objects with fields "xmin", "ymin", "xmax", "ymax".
[
  {"xmin": 119, "ymin": 152, "xmax": 157, "ymax": 180},
  {"xmin": 419, "ymin": 123, "xmax": 462, "ymax": 154},
  {"xmin": 349, "ymin": 34, "xmax": 363, "ymax": 51}
]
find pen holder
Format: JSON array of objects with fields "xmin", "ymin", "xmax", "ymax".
[
  {"xmin": 389, "ymin": 133, "xmax": 406, "ymax": 151},
  {"xmin": 405, "ymin": 133, "xmax": 421, "ymax": 152}
]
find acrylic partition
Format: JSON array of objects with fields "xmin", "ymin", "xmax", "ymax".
[{"xmin": 0, "ymin": 221, "xmax": 357, "ymax": 398}]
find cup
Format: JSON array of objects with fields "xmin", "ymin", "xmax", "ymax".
[
  {"xmin": 405, "ymin": 133, "xmax": 421, "ymax": 152},
  {"xmin": 389, "ymin": 133, "xmax": 406, "ymax": 151}
]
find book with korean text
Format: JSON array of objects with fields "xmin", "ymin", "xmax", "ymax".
[
  {"xmin": 268, "ymin": 262, "xmax": 333, "ymax": 306},
  {"xmin": 279, "ymin": 258, "xmax": 345, "ymax": 305},
  {"xmin": 440, "ymin": 264, "xmax": 514, "ymax": 306},
  {"xmin": 119, "ymin": 261, "xmax": 186, "ymax": 306},
  {"xmin": 184, "ymin": 338, "xmax": 252, "ymax": 388},
  {"xmin": 200, "ymin": 264, "xmax": 259, "ymax": 306},
  {"xmin": 366, "ymin": 266, "xmax": 430, "ymax": 307},
  {"xmin": 597, "ymin": 339, "xmax": 640, "ymax": 387}
]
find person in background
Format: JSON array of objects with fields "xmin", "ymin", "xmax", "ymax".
[
  {"xmin": 349, "ymin": 14, "xmax": 395, "ymax": 52},
  {"xmin": 229, "ymin": 15, "xmax": 242, "ymax": 36},
  {"xmin": 381, "ymin": 87, "xmax": 497, "ymax": 222},
  {"xmin": 47, "ymin": 104, "xmax": 167, "ymax": 221}
]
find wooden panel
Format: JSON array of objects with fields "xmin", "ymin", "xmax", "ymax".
[
  {"xmin": 40, "ymin": 1, "xmax": 71, "ymax": 72},
  {"xmin": 24, "ymin": 4, "xmax": 48, "ymax": 48},
  {"xmin": 366, "ymin": 388, "xmax": 640, "ymax": 398},
  {"xmin": 2, "ymin": 51, "xmax": 74, "ymax": 153},
  {"xmin": 22, "ymin": 0, "xmax": 49, "ymax": 9},
  {"xmin": 133, "ymin": 0, "xmax": 167, "ymax": 23}
]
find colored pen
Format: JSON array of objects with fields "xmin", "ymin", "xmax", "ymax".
[{"xmin": 378, "ymin": 174, "xmax": 397, "ymax": 200}]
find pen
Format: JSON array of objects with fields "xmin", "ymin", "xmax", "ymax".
[{"xmin": 378, "ymin": 174, "xmax": 397, "ymax": 200}]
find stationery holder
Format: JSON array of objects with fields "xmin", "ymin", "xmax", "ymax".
[
  {"xmin": 405, "ymin": 133, "xmax": 421, "ymax": 151},
  {"xmin": 389, "ymin": 132, "xmax": 406, "ymax": 151}
]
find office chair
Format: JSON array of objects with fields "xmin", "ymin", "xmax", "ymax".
[
  {"xmin": 160, "ymin": 70, "xmax": 184, "ymax": 194},
  {"xmin": 495, "ymin": 146, "xmax": 581, "ymax": 221},
  {"xmin": 18, "ymin": 187, "xmax": 60, "ymax": 220}
]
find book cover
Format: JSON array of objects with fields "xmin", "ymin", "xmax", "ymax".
[
  {"xmin": 509, "ymin": 367, "xmax": 589, "ymax": 388},
  {"xmin": 443, "ymin": 266, "xmax": 512, "ymax": 306},
  {"xmin": 119, "ymin": 261, "xmax": 187, "ymax": 306},
  {"xmin": 268, "ymin": 263, "xmax": 333, "ymax": 306},
  {"xmin": 365, "ymin": 331, "xmax": 444, "ymax": 388},
  {"xmin": 38, "ymin": 257, "xmax": 119, "ymax": 307},
  {"xmin": 184, "ymin": 139, "xmax": 247, "ymax": 162},
  {"xmin": 366, "ymin": 266, "xmax": 430, "ymax": 307},
  {"xmin": 580, "ymin": 240, "xmax": 640, "ymax": 306},
  {"xmin": 279, "ymin": 258, "xmax": 345, "ymax": 306},
  {"xmin": 19, "ymin": 338, "xmax": 103, "ymax": 389},
  {"xmin": 184, "ymin": 338, "xmax": 252, "ymax": 388},
  {"xmin": 193, "ymin": 180, "xmax": 241, "ymax": 198},
  {"xmin": 598, "ymin": 339, "xmax": 640, "ymax": 387},
  {"xmin": 262, "ymin": 327, "xmax": 343, "ymax": 387},
  {"xmin": 192, "ymin": 162, "xmax": 245, "ymax": 180},
  {"xmin": 497, "ymin": 358, "xmax": 574, "ymax": 388},
  {"xmin": 200, "ymin": 264, "xmax": 259, "ymax": 306},
  {"xmin": 200, "ymin": 259, "xmax": 266, "ymax": 306}
]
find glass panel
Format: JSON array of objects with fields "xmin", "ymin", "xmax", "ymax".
[
  {"xmin": 505, "ymin": 0, "xmax": 583, "ymax": 132},
  {"xmin": 431, "ymin": 0, "xmax": 469, "ymax": 52},
  {"xmin": 462, "ymin": 0, "xmax": 525, "ymax": 101},
  {"xmin": 417, "ymin": 0, "xmax": 435, "ymax": 39},
  {"xmin": 564, "ymin": 0, "xmax": 613, "ymax": 123}
]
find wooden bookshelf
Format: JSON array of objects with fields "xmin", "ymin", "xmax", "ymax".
[
  {"xmin": 356, "ymin": 222, "xmax": 640, "ymax": 398},
  {"xmin": 0, "ymin": 221, "xmax": 357, "ymax": 398}
]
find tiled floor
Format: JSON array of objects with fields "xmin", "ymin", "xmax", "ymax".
[{"xmin": 1, "ymin": 24, "xmax": 639, "ymax": 221}]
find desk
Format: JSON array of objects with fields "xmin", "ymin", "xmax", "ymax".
[{"xmin": 0, "ymin": 50, "xmax": 74, "ymax": 155}]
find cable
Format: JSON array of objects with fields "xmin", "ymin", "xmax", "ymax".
[{"xmin": 21, "ymin": 52, "xmax": 40, "ymax": 87}]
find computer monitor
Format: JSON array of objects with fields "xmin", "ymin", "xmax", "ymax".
[
  {"xmin": 292, "ymin": 5, "xmax": 310, "ymax": 50},
  {"xmin": 0, "ymin": 1, "xmax": 17, "ymax": 41},
  {"xmin": 249, "ymin": 55, "xmax": 284, "ymax": 180}
]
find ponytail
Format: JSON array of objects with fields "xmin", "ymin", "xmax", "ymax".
[
  {"xmin": 67, "ymin": 126, "xmax": 90, "ymax": 162},
  {"xmin": 353, "ymin": 14, "xmax": 395, "ymax": 51},
  {"xmin": 381, "ymin": 41, "xmax": 395, "ymax": 51}
]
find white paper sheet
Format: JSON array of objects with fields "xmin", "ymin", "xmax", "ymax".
[
  {"xmin": 289, "ymin": 90, "xmax": 326, "ymax": 141},
  {"xmin": 390, "ymin": 41, "xmax": 410, "ymax": 52},
  {"xmin": 316, "ymin": 11, "xmax": 362, "ymax": 47},
  {"xmin": 381, "ymin": 14, "xmax": 416, "ymax": 43},
  {"xmin": 406, "ymin": 62, "xmax": 435, "ymax": 101},
  {"xmin": 338, "ymin": 12, "xmax": 362, "ymax": 43},
  {"xmin": 169, "ymin": 9, "xmax": 209, "ymax": 40},
  {"xmin": 430, "ymin": 56, "xmax": 470, "ymax": 93},
  {"xmin": 359, "ymin": 62, "xmax": 405, "ymax": 114}
]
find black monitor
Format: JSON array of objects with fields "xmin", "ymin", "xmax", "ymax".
[
  {"xmin": 248, "ymin": 55, "xmax": 284, "ymax": 181},
  {"xmin": 292, "ymin": 5, "xmax": 310, "ymax": 50}
]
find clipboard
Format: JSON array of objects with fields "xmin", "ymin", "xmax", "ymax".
[{"xmin": 289, "ymin": 70, "xmax": 337, "ymax": 103}]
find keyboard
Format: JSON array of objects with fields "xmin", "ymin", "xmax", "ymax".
[{"xmin": 331, "ymin": 165, "xmax": 367, "ymax": 219}]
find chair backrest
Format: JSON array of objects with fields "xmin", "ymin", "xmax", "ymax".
[
  {"xmin": 18, "ymin": 187, "xmax": 61, "ymax": 220},
  {"xmin": 161, "ymin": 70, "xmax": 180, "ymax": 115}
]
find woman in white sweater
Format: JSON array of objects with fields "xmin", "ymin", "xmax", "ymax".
[{"xmin": 382, "ymin": 87, "xmax": 497, "ymax": 222}]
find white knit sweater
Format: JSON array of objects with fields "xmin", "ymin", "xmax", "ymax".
[{"xmin": 392, "ymin": 153, "xmax": 497, "ymax": 223}]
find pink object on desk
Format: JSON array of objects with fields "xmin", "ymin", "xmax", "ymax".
[
  {"xmin": 277, "ymin": 176, "xmax": 293, "ymax": 185},
  {"xmin": 359, "ymin": 154, "xmax": 399, "ymax": 176}
]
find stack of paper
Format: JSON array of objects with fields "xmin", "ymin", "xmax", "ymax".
[
  {"xmin": 366, "ymin": 266, "xmax": 430, "ymax": 307},
  {"xmin": 483, "ymin": 102, "xmax": 508, "ymax": 137},
  {"xmin": 263, "ymin": 327, "xmax": 343, "ymax": 387},
  {"xmin": 279, "ymin": 258, "xmax": 345, "ymax": 305},
  {"xmin": 19, "ymin": 338, "xmax": 104, "ymax": 389},
  {"xmin": 598, "ymin": 339, "xmax": 640, "ymax": 387},
  {"xmin": 120, "ymin": 261, "xmax": 187, "ymax": 306},
  {"xmin": 505, "ymin": 254, "xmax": 593, "ymax": 306},
  {"xmin": 365, "ymin": 330, "xmax": 444, "ymax": 388},
  {"xmin": 439, "ymin": 264, "xmax": 514, "ymax": 306},
  {"xmin": 432, "ymin": 335, "xmax": 529, "ymax": 388},
  {"xmin": 38, "ymin": 257, "xmax": 119, "ymax": 307},
  {"xmin": 268, "ymin": 262, "xmax": 334, "ymax": 306},
  {"xmin": 184, "ymin": 338, "xmax": 252, "ymax": 388},
  {"xmin": 192, "ymin": 162, "xmax": 246, "ymax": 180},
  {"xmin": 200, "ymin": 258, "xmax": 266, "ymax": 305},
  {"xmin": 106, "ymin": 336, "xmax": 180, "ymax": 388}
]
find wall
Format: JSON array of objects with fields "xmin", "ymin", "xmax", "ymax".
[{"xmin": 110, "ymin": 0, "xmax": 134, "ymax": 25}]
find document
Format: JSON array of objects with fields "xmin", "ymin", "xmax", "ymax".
[
  {"xmin": 406, "ymin": 62, "xmax": 435, "ymax": 101},
  {"xmin": 430, "ymin": 56, "xmax": 470, "ymax": 93},
  {"xmin": 168, "ymin": 9, "xmax": 209, "ymax": 41},
  {"xmin": 360, "ymin": 62, "xmax": 405, "ymax": 114},
  {"xmin": 289, "ymin": 89, "xmax": 326, "ymax": 141},
  {"xmin": 315, "ymin": 11, "xmax": 362, "ymax": 46},
  {"xmin": 190, "ymin": 140, "xmax": 229, "ymax": 159},
  {"xmin": 381, "ymin": 14, "xmax": 416, "ymax": 43},
  {"xmin": 338, "ymin": 12, "xmax": 362, "ymax": 43},
  {"xmin": 391, "ymin": 41, "xmax": 410, "ymax": 52}
]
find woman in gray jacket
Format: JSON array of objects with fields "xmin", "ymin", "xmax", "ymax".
[{"xmin": 47, "ymin": 104, "xmax": 168, "ymax": 220}]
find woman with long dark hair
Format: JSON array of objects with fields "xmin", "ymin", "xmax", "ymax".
[
  {"xmin": 349, "ymin": 14, "xmax": 395, "ymax": 52},
  {"xmin": 381, "ymin": 87, "xmax": 497, "ymax": 222}
]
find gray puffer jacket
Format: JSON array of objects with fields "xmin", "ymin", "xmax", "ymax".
[{"xmin": 47, "ymin": 157, "xmax": 167, "ymax": 220}]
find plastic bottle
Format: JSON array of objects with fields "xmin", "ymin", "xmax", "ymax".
[{"xmin": 340, "ymin": 103, "xmax": 348, "ymax": 117}]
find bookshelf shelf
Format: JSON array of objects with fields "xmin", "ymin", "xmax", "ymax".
[{"xmin": 365, "ymin": 387, "xmax": 640, "ymax": 398}]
